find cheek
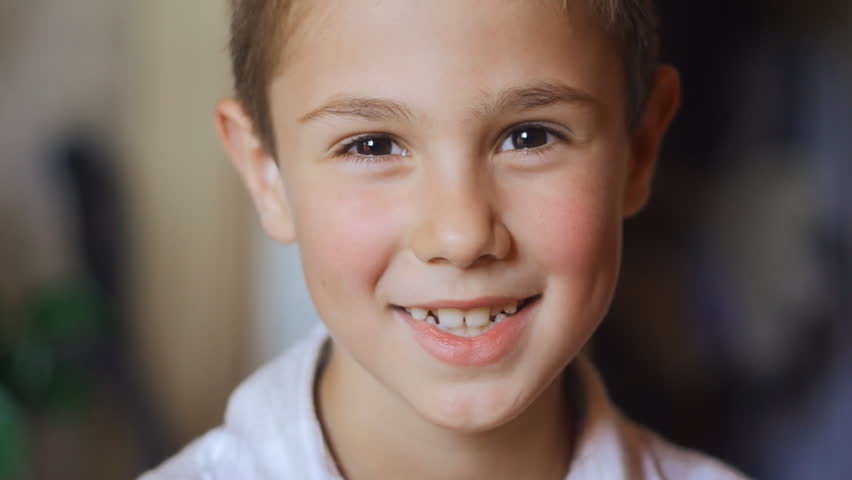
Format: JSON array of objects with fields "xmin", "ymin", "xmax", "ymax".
[
  {"xmin": 297, "ymin": 187, "xmax": 400, "ymax": 305},
  {"xmin": 512, "ymin": 170, "xmax": 625, "ymax": 366},
  {"xmin": 520, "ymin": 183, "xmax": 622, "ymax": 275}
]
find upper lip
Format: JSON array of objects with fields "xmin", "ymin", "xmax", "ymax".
[{"xmin": 396, "ymin": 295, "xmax": 537, "ymax": 311}]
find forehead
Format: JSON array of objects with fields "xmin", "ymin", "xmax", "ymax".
[{"xmin": 271, "ymin": 0, "xmax": 622, "ymax": 126}]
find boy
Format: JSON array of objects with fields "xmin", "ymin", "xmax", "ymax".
[{"xmin": 143, "ymin": 0, "xmax": 748, "ymax": 478}]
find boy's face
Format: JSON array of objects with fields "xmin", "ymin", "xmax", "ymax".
[{"xmin": 220, "ymin": 0, "xmax": 678, "ymax": 432}]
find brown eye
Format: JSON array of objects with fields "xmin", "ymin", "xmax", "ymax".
[
  {"xmin": 344, "ymin": 136, "xmax": 409, "ymax": 157},
  {"xmin": 356, "ymin": 137, "xmax": 393, "ymax": 155},
  {"xmin": 512, "ymin": 127, "xmax": 547, "ymax": 149},
  {"xmin": 498, "ymin": 125, "xmax": 562, "ymax": 152}
]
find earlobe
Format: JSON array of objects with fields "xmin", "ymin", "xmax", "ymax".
[
  {"xmin": 215, "ymin": 98, "xmax": 296, "ymax": 244},
  {"xmin": 623, "ymin": 65, "xmax": 682, "ymax": 217}
]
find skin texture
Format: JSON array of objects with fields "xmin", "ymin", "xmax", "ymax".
[{"xmin": 216, "ymin": 1, "xmax": 680, "ymax": 478}]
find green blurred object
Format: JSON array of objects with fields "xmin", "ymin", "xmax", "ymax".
[
  {"xmin": 27, "ymin": 282, "xmax": 105, "ymax": 344},
  {"xmin": 0, "ymin": 385, "xmax": 31, "ymax": 480},
  {"xmin": 0, "ymin": 279, "xmax": 107, "ymax": 478}
]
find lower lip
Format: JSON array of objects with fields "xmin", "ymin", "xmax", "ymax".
[{"xmin": 399, "ymin": 298, "xmax": 539, "ymax": 368}]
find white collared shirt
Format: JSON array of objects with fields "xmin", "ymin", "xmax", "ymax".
[{"xmin": 140, "ymin": 326, "xmax": 748, "ymax": 479}]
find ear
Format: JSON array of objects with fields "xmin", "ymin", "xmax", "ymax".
[
  {"xmin": 623, "ymin": 65, "xmax": 681, "ymax": 217},
  {"xmin": 216, "ymin": 98, "xmax": 296, "ymax": 244}
]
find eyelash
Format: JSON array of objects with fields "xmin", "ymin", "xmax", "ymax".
[
  {"xmin": 333, "ymin": 123, "xmax": 569, "ymax": 164},
  {"xmin": 497, "ymin": 123, "xmax": 570, "ymax": 154},
  {"xmin": 335, "ymin": 134, "xmax": 407, "ymax": 165}
]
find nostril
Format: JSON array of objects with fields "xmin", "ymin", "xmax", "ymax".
[
  {"xmin": 467, "ymin": 253, "xmax": 500, "ymax": 269},
  {"xmin": 410, "ymin": 206, "xmax": 512, "ymax": 268}
]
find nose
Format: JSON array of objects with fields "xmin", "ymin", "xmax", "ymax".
[{"xmin": 410, "ymin": 174, "xmax": 511, "ymax": 269}]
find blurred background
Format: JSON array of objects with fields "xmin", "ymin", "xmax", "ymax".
[{"xmin": 0, "ymin": 0, "xmax": 849, "ymax": 478}]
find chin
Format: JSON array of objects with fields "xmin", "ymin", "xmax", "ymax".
[{"xmin": 410, "ymin": 382, "xmax": 530, "ymax": 434}]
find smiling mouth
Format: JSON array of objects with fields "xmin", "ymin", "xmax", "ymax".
[{"xmin": 393, "ymin": 295, "xmax": 541, "ymax": 338}]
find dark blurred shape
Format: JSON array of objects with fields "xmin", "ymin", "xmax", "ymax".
[
  {"xmin": 0, "ymin": 132, "xmax": 166, "ymax": 478},
  {"xmin": 595, "ymin": 1, "xmax": 852, "ymax": 478},
  {"xmin": 57, "ymin": 133, "xmax": 167, "ymax": 469}
]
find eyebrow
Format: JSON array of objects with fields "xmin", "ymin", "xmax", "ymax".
[
  {"xmin": 476, "ymin": 82, "xmax": 599, "ymax": 118},
  {"xmin": 299, "ymin": 82, "xmax": 597, "ymax": 124},
  {"xmin": 299, "ymin": 96, "xmax": 416, "ymax": 124}
]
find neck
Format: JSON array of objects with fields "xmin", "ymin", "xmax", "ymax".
[{"xmin": 317, "ymin": 343, "xmax": 576, "ymax": 480}]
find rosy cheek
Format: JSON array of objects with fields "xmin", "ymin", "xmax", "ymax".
[
  {"xmin": 516, "ymin": 185, "xmax": 621, "ymax": 275},
  {"xmin": 300, "ymin": 189, "xmax": 399, "ymax": 302}
]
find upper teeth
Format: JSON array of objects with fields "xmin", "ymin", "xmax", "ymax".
[
  {"xmin": 404, "ymin": 301, "xmax": 522, "ymax": 330},
  {"xmin": 463, "ymin": 308, "xmax": 490, "ymax": 328}
]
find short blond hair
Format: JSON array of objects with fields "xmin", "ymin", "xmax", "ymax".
[{"xmin": 229, "ymin": 0, "xmax": 659, "ymax": 154}]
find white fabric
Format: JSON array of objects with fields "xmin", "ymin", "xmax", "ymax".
[{"xmin": 140, "ymin": 326, "xmax": 749, "ymax": 479}]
